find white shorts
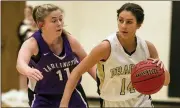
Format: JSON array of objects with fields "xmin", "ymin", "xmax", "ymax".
[{"xmin": 102, "ymin": 95, "xmax": 153, "ymax": 107}]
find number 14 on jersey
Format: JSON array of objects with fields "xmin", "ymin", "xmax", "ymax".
[{"xmin": 120, "ymin": 78, "xmax": 136, "ymax": 95}]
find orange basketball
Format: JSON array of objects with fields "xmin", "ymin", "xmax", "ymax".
[{"xmin": 131, "ymin": 59, "xmax": 165, "ymax": 95}]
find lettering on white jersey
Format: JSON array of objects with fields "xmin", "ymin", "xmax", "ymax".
[{"xmin": 110, "ymin": 64, "xmax": 135, "ymax": 78}]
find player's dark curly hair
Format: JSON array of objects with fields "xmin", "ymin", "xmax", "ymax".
[{"xmin": 117, "ymin": 3, "xmax": 144, "ymax": 24}]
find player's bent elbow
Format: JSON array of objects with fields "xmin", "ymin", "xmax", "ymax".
[
  {"xmin": 164, "ymin": 80, "xmax": 170, "ymax": 86},
  {"xmin": 16, "ymin": 63, "xmax": 20, "ymax": 73},
  {"xmin": 16, "ymin": 63, "xmax": 24, "ymax": 75},
  {"xmin": 164, "ymin": 71, "xmax": 170, "ymax": 86}
]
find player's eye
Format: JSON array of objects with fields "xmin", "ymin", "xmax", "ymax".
[
  {"xmin": 52, "ymin": 20, "xmax": 56, "ymax": 23},
  {"xmin": 119, "ymin": 19, "xmax": 124, "ymax": 23},
  {"xmin": 127, "ymin": 21, "xmax": 132, "ymax": 24}
]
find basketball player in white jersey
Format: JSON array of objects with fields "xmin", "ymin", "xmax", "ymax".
[{"xmin": 60, "ymin": 3, "xmax": 170, "ymax": 107}]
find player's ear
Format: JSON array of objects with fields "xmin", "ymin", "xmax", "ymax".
[
  {"xmin": 137, "ymin": 23, "xmax": 142, "ymax": 29},
  {"xmin": 37, "ymin": 21, "xmax": 44, "ymax": 28}
]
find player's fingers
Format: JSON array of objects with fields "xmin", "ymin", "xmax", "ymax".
[
  {"xmin": 147, "ymin": 58, "xmax": 154, "ymax": 61},
  {"xmin": 156, "ymin": 60, "xmax": 162, "ymax": 66},
  {"xmin": 31, "ymin": 74, "xmax": 40, "ymax": 81},
  {"xmin": 34, "ymin": 69, "xmax": 43, "ymax": 79},
  {"xmin": 160, "ymin": 62, "xmax": 164, "ymax": 69},
  {"xmin": 33, "ymin": 72, "xmax": 43, "ymax": 80},
  {"xmin": 152, "ymin": 59, "xmax": 159, "ymax": 63}
]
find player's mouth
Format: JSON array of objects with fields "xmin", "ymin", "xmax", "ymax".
[
  {"xmin": 121, "ymin": 31, "xmax": 128, "ymax": 35},
  {"xmin": 56, "ymin": 29, "xmax": 62, "ymax": 32},
  {"xmin": 121, "ymin": 31, "xmax": 128, "ymax": 34}
]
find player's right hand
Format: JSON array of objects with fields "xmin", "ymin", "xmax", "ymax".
[{"xmin": 25, "ymin": 68, "xmax": 43, "ymax": 81}]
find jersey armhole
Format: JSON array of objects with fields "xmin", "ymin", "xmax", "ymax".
[
  {"xmin": 30, "ymin": 37, "xmax": 41, "ymax": 64},
  {"xmin": 100, "ymin": 40, "xmax": 111, "ymax": 63}
]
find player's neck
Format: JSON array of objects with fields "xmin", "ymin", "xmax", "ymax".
[
  {"xmin": 117, "ymin": 34, "xmax": 136, "ymax": 52},
  {"xmin": 42, "ymin": 33, "xmax": 63, "ymax": 46}
]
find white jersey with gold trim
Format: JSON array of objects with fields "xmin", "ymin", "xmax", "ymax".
[{"xmin": 97, "ymin": 32, "xmax": 150, "ymax": 102}]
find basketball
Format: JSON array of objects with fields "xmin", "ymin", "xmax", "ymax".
[{"xmin": 131, "ymin": 59, "xmax": 165, "ymax": 95}]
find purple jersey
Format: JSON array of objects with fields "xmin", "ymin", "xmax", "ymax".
[{"xmin": 28, "ymin": 30, "xmax": 82, "ymax": 95}]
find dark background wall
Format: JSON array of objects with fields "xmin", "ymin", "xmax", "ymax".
[
  {"xmin": 1, "ymin": 1, "xmax": 25, "ymax": 92},
  {"xmin": 169, "ymin": 1, "xmax": 180, "ymax": 98}
]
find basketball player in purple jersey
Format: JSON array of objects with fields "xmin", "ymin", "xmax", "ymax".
[{"xmin": 16, "ymin": 4, "xmax": 96, "ymax": 108}]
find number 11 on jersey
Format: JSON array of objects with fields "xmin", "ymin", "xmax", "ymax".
[{"xmin": 56, "ymin": 68, "xmax": 70, "ymax": 81}]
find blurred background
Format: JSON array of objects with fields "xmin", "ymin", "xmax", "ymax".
[{"xmin": 1, "ymin": 1, "xmax": 180, "ymax": 107}]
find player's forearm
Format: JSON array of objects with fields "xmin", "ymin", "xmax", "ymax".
[
  {"xmin": 88, "ymin": 65, "xmax": 97, "ymax": 81},
  {"xmin": 16, "ymin": 59, "xmax": 31, "ymax": 76},
  {"xmin": 61, "ymin": 70, "xmax": 82, "ymax": 106}
]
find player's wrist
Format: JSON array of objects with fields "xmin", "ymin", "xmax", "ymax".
[
  {"xmin": 60, "ymin": 99, "xmax": 69, "ymax": 107},
  {"xmin": 22, "ymin": 65, "xmax": 32, "ymax": 76}
]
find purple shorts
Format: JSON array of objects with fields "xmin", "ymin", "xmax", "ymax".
[{"xmin": 28, "ymin": 85, "xmax": 88, "ymax": 108}]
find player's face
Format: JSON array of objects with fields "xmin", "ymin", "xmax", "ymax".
[
  {"xmin": 117, "ymin": 10, "xmax": 140, "ymax": 39},
  {"xmin": 43, "ymin": 10, "xmax": 64, "ymax": 38},
  {"xmin": 24, "ymin": 7, "xmax": 32, "ymax": 18}
]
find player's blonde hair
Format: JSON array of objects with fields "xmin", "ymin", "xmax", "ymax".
[
  {"xmin": 32, "ymin": 4, "xmax": 70, "ymax": 36},
  {"xmin": 32, "ymin": 4, "xmax": 64, "ymax": 23}
]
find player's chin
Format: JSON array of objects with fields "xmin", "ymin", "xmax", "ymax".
[
  {"xmin": 56, "ymin": 30, "xmax": 62, "ymax": 36},
  {"xmin": 120, "ymin": 33, "xmax": 129, "ymax": 39}
]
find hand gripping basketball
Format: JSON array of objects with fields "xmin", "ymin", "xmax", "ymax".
[{"xmin": 131, "ymin": 59, "xmax": 165, "ymax": 95}]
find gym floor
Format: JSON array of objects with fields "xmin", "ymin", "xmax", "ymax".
[
  {"xmin": 2, "ymin": 99, "xmax": 180, "ymax": 107},
  {"xmin": 2, "ymin": 91, "xmax": 180, "ymax": 107},
  {"xmin": 87, "ymin": 98, "xmax": 180, "ymax": 107}
]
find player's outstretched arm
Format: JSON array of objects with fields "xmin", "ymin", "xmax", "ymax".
[
  {"xmin": 60, "ymin": 41, "xmax": 110, "ymax": 107},
  {"xmin": 16, "ymin": 37, "xmax": 43, "ymax": 81}
]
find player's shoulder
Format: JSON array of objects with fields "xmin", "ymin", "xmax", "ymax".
[
  {"xmin": 65, "ymin": 33, "xmax": 80, "ymax": 50},
  {"xmin": 63, "ymin": 31, "xmax": 83, "ymax": 53},
  {"xmin": 93, "ymin": 40, "xmax": 111, "ymax": 55},
  {"xmin": 66, "ymin": 34, "xmax": 78, "ymax": 44},
  {"xmin": 23, "ymin": 36, "xmax": 38, "ymax": 48},
  {"xmin": 145, "ymin": 40, "xmax": 155, "ymax": 49},
  {"xmin": 100, "ymin": 40, "xmax": 110, "ymax": 48},
  {"xmin": 62, "ymin": 30, "xmax": 77, "ymax": 44},
  {"xmin": 20, "ymin": 36, "xmax": 39, "ymax": 55}
]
